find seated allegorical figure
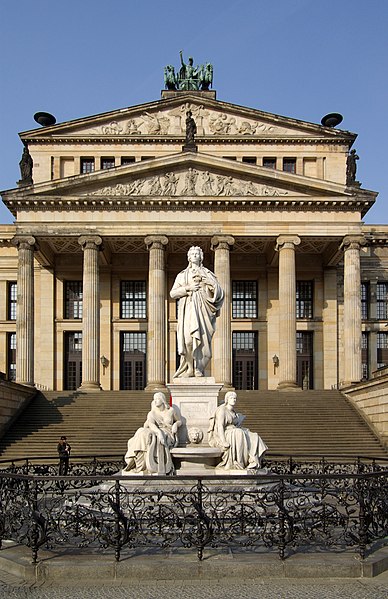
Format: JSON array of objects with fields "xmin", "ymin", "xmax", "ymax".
[
  {"xmin": 124, "ymin": 392, "xmax": 181, "ymax": 475},
  {"xmin": 208, "ymin": 391, "xmax": 268, "ymax": 470}
]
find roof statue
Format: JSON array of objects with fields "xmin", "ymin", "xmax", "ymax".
[{"xmin": 164, "ymin": 51, "xmax": 213, "ymax": 91}]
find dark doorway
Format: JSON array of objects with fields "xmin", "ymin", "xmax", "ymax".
[
  {"xmin": 232, "ymin": 331, "xmax": 258, "ymax": 390},
  {"xmin": 120, "ymin": 332, "xmax": 146, "ymax": 390},
  {"xmin": 64, "ymin": 332, "xmax": 82, "ymax": 390},
  {"xmin": 296, "ymin": 331, "xmax": 313, "ymax": 389}
]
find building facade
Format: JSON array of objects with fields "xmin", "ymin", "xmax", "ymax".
[{"xmin": 1, "ymin": 87, "xmax": 387, "ymax": 393}]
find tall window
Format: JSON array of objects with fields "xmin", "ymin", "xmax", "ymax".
[
  {"xmin": 120, "ymin": 281, "xmax": 146, "ymax": 319},
  {"xmin": 80, "ymin": 158, "xmax": 95, "ymax": 174},
  {"xmin": 101, "ymin": 157, "xmax": 115, "ymax": 170},
  {"xmin": 361, "ymin": 332, "xmax": 369, "ymax": 380},
  {"xmin": 361, "ymin": 282, "xmax": 370, "ymax": 320},
  {"xmin": 263, "ymin": 157, "xmax": 276, "ymax": 169},
  {"xmin": 377, "ymin": 332, "xmax": 388, "ymax": 369},
  {"xmin": 121, "ymin": 332, "xmax": 147, "ymax": 390},
  {"xmin": 283, "ymin": 158, "xmax": 296, "ymax": 173},
  {"xmin": 8, "ymin": 282, "xmax": 17, "ymax": 320},
  {"xmin": 65, "ymin": 281, "xmax": 83, "ymax": 319},
  {"xmin": 296, "ymin": 281, "xmax": 313, "ymax": 319},
  {"xmin": 376, "ymin": 282, "xmax": 388, "ymax": 320},
  {"xmin": 232, "ymin": 281, "xmax": 257, "ymax": 318},
  {"xmin": 7, "ymin": 333, "xmax": 16, "ymax": 381}
]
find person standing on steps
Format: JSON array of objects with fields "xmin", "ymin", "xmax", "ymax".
[{"xmin": 57, "ymin": 435, "xmax": 71, "ymax": 475}]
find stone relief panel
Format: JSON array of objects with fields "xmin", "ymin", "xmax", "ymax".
[
  {"xmin": 87, "ymin": 169, "xmax": 291, "ymax": 197},
  {"xmin": 65, "ymin": 104, "xmax": 312, "ymax": 137}
]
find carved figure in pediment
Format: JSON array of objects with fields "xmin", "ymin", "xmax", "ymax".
[
  {"xmin": 102, "ymin": 121, "xmax": 123, "ymax": 135},
  {"xmin": 224, "ymin": 176, "xmax": 238, "ymax": 196},
  {"xmin": 208, "ymin": 114, "xmax": 236, "ymax": 135},
  {"xmin": 149, "ymin": 177, "xmax": 163, "ymax": 195},
  {"xmin": 142, "ymin": 112, "xmax": 170, "ymax": 135},
  {"xmin": 201, "ymin": 171, "xmax": 215, "ymax": 195},
  {"xmin": 163, "ymin": 172, "xmax": 179, "ymax": 195},
  {"xmin": 181, "ymin": 168, "xmax": 198, "ymax": 195},
  {"xmin": 245, "ymin": 181, "xmax": 258, "ymax": 196},
  {"xmin": 126, "ymin": 119, "xmax": 140, "ymax": 135},
  {"xmin": 215, "ymin": 175, "xmax": 226, "ymax": 195},
  {"xmin": 239, "ymin": 121, "xmax": 257, "ymax": 135}
]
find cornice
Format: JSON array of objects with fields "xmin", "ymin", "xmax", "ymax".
[
  {"xmin": 25, "ymin": 136, "xmax": 351, "ymax": 146},
  {"xmin": 3, "ymin": 195, "xmax": 372, "ymax": 215}
]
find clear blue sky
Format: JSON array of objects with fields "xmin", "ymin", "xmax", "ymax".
[{"xmin": 1, "ymin": 0, "xmax": 387, "ymax": 224}]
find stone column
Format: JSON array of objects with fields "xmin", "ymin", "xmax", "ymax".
[
  {"xmin": 13, "ymin": 236, "xmax": 36, "ymax": 387},
  {"xmin": 145, "ymin": 235, "xmax": 168, "ymax": 389},
  {"xmin": 276, "ymin": 235, "xmax": 301, "ymax": 389},
  {"xmin": 342, "ymin": 235, "xmax": 365, "ymax": 385},
  {"xmin": 78, "ymin": 235, "xmax": 102, "ymax": 391},
  {"xmin": 211, "ymin": 235, "xmax": 234, "ymax": 387}
]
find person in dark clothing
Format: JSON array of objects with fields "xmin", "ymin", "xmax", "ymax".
[{"xmin": 57, "ymin": 436, "xmax": 71, "ymax": 475}]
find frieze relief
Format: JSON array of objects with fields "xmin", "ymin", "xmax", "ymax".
[
  {"xmin": 87, "ymin": 169, "xmax": 290, "ymax": 197},
  {"xmin": 68, "ymin": 104, "xmax": 291, "ymax": 137}
]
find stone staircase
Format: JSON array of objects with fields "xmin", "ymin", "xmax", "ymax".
[{"xmin": 0, "ymin": 389, "xmax": 387, "ymax": 461}]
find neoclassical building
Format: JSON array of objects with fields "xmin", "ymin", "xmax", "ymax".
[{"xmin": 1, "ymin": 84, "xmax": 388, "ymax": 393}]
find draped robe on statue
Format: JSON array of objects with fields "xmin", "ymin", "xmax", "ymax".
[
  {"xmin": 170, "ymin": 265, "xmax": 224, "ymax": 377},
  {"xmin": 209, "ymin": 404, "xmax": 268, "ymax": 470}
]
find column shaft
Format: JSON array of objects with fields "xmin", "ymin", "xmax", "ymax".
[
  {"xmin": 145, "ymin": 235, "xmax": 168, "ymax": 389},
  {"xmin": 342, "ymin": 235, "xmax": 364, "ymax": 385},
  {"xmin": 276, "ymin": 235, "xmax": 300, "ymax": 389},
  {"xmin": 13, "ymin": 237, "xmax": 36, "ymax": 386},
  {"xmin": 211, "ymin": 236, "xmax": 234, "ymax": 386},
  {"xmin": 78, "ymin": 236, "xmax": 102, "ymax": 390}
]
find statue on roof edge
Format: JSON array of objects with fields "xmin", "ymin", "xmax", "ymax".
[{"xmin": 164, "ymin": 51, "xmax": 213, "ymax": 92}]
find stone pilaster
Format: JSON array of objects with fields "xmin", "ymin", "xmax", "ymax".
[
  {"xmin": 12, "ymin": 236, "xmax": 36, "ymax": 387},
  {"xmin": 342, "ymin": 235, "xmax": 365, "ymax": 385},
  {"xmin": 145, "ymin": 235, "xmax": 168, "ymax": 389},
  {"xmin": 276, "ymin": 235, "xmax": 301, "ymax": 389},
  {"xmin": 211, "ymin": 235, "xmax": 234, "ymax": 387},
  {"xmin": 78, "ymin": 235, "xmax": 102, "ymax": 391}
]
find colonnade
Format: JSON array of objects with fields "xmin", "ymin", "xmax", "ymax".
[{"xmin": 12, "ymin": 233, "xmax": 365, "ymax": 390}]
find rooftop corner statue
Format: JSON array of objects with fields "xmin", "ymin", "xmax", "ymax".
[
  {"xmin": 170, "ymin": 246, "xmax": 224, "ymax": 378},
  {"xmin": 164, "ymin": 51, "xmax": 213, "ymax": 91}
]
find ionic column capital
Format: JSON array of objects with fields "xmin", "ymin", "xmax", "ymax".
[
  {"xmin": 275, "ymin": 235, "xmax": 301, "ymax": 252},
  {"xmin": 144, "ymin": 235, "xmax": 168, "ymax": 251},
  {"xmin": 12, "ymin": 235, "xmax": 37, "ymax": 251},
  {"xmin": 341, "ymin": 235, "xmax": 366, "ymax": 252},
  {"xmin": 78, "ymin": 235, "xmax": 103, "ymax": 251},
  {"xmin": 211, "ymin": 235, "xmax": 235, "ymax": 251}
]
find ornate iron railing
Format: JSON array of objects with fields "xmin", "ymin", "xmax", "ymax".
[{"xmin": 0, "ymin": 454, "xmax": 387, "ymax": 563}]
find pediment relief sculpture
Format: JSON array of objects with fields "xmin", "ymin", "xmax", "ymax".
[
  {"xmin": 66, "ymin": 104, "xmax": 309, "ymax": 138},
  {"xmin": 87, "ymin": 169, "xmax": 290, "ymax": 197}
]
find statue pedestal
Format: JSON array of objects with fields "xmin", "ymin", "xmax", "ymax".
[{"xmin": 167, "ymin": 377, "xmax": 222, "ymax": 445}]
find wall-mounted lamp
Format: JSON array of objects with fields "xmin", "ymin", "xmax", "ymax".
[
  {"xmin": 100, "ymin": 355, "xmax": 109, "ymax": 374},
  {"xmin": 272, "ymin": 354, "xmax": 279, "ymax": 374}
]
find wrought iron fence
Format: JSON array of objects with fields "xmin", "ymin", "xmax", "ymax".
[{"xmin": 0, "ymin": 454, "xmax": 387, "ymax": 563}]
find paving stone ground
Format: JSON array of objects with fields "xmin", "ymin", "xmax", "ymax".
[{"xmin": 1, "ymin": 572, "xmax": 388, "ymax": 599}]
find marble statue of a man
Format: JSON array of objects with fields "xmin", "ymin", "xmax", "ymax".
[{"xmin": 170, "ymin": 246, "xmax": 224, "ymax": 377}]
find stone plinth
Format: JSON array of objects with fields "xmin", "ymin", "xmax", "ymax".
[
  {"xmin": 171, "ymin": 447, "xmax": 222, "ymax": 474},
  {"xmin": 167, "ymin": 377, "xmax": 222, "ymax": 444}
]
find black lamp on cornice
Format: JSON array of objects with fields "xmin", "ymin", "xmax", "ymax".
[
  {"xmin": 34, "ymin": 112, "xmax": 56, "ymax": 127},
  {"xmin": 321, "ymin": 113, "xmax": 343, "ymax": 128}
]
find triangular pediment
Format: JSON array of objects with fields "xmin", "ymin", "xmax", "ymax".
[
  {"xmin": 6, "ymin": 152, "xmax": 355, "ymax": 201},
  {"xmin": 20, "ymin": 94, "xmax": 356, "ymax": 142}
]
